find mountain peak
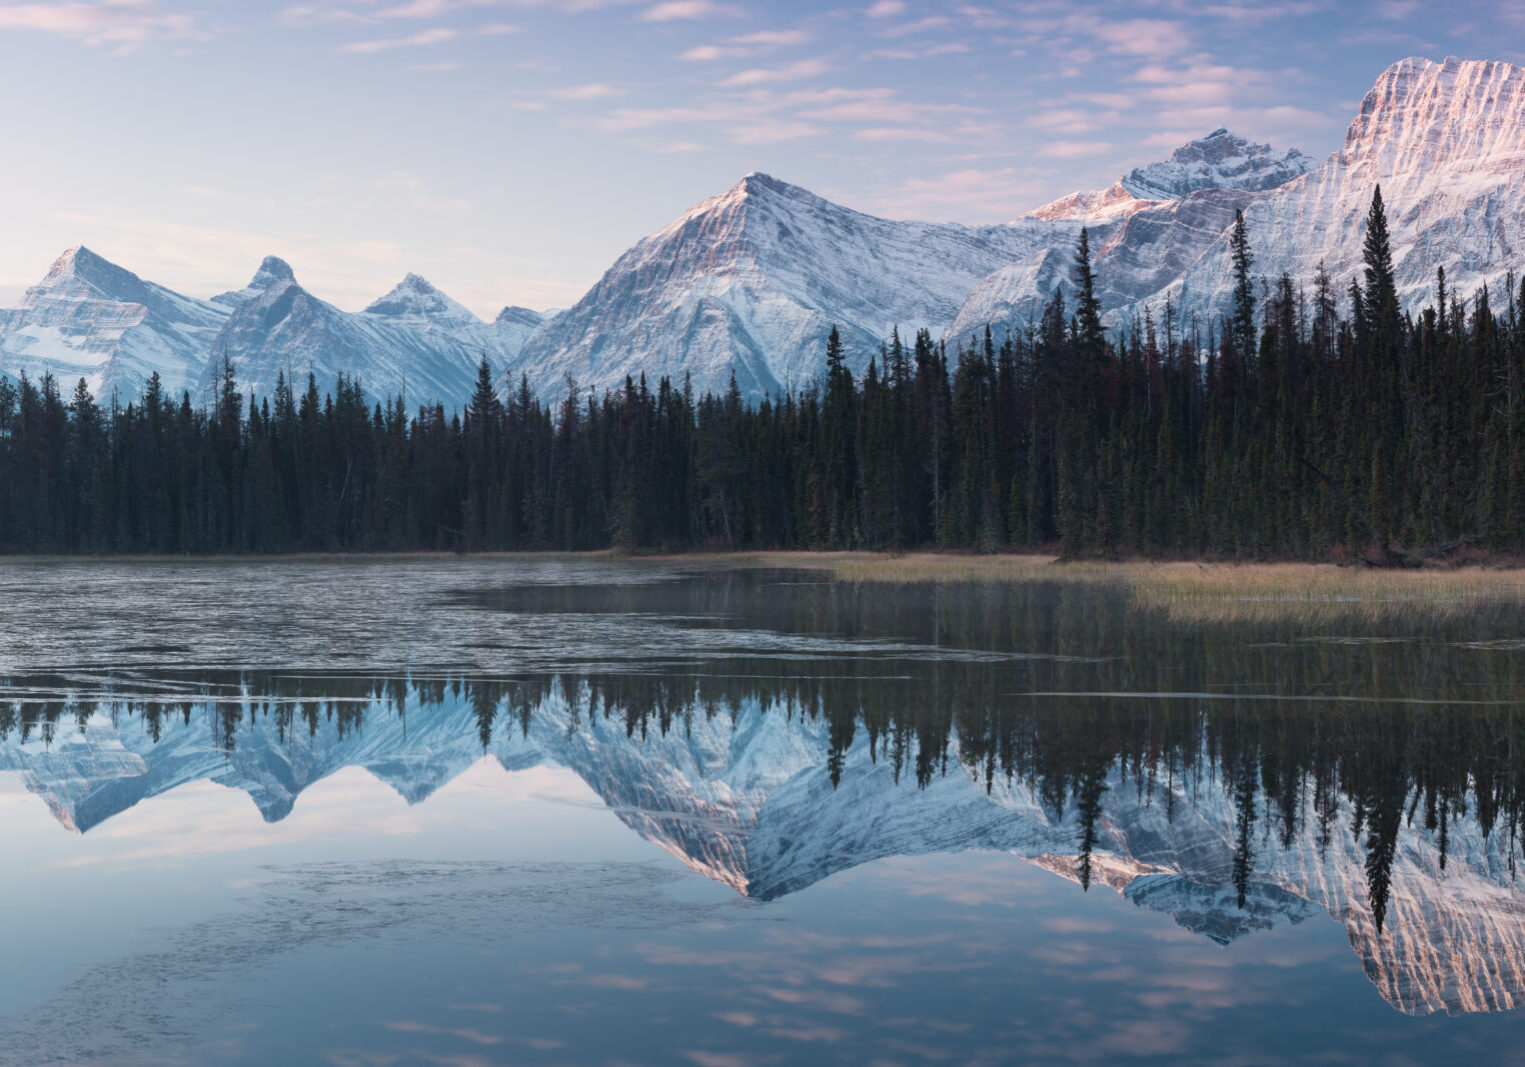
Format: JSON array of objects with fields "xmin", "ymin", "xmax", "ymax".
[
  {"xmin": 1120, "ymin": 129, "xmax": 1311, "ymax": 200},
  {"xmin": 43, "ymin": 244, "xmax": 113, "ymax": 283},
  {"xmin": 208, "ymin": 256, "xmax": 298, "ymax": 310},
  {"xmin": 364, "ymin": 272, "xmax": 478, "ymax": 324},
  {"xmin": 495, "ymin": 305, "xmax": 545, "ymax": 328},
  {"xmin": 720, "ymin": 170, "xmax": 811, "ymax": 206},
  {"xmin": 29, "ymin": 245, "xmax": 152, "ymax": 306},
  {"xmin": 251, "ymin": 256, "xmax": 296, "ymax": 290}
]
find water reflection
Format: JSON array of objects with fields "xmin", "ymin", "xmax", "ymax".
[{"xmin": 5, "ymin": 568, "xmax": 1525, "ymax": 1017}]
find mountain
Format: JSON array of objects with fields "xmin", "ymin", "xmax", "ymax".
[
  {"xmin": 955, "ymin": 57, "xmax": 1525, "ymax": 343},
  {"xmin": 1025, "ymin": 129, "xmax": 1311, "ymax": 224},
  {"xmin": 1151, "ymin": 56, "xmax": 1525, "ymax": 327},
  {"xmin": 8, "ymin": 685, "xmax": 1525, "ymax": 1018},
  {"xmin": 506, "ymin": 126, "xmax": 1319, "ymax": 399},
  {"xmin": 0, "ymin": 246, "xmax": 230, "ymax": 399},
  {"xmin": 0, "ymin": 249, "xmax": 550, "ymax": 408},
  {"xmin": 950, "ymin": 188, "xmax": 1260, "ymax": 342},
  {"xmin": 1122, "ymin": 127, "xmax": 1313, "ymax": 200},
  {"xmin": 503, "ymin": 172, "xmax": 1081, "ymax": 399},
  {"xmin": 194, "ymin": 258, "xmax": 512, "ymax": 404}
]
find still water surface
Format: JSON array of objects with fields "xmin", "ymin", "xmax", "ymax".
[{"xmin": 3, "ymin": 560, "xmax": 1525, "ymax": 1064}]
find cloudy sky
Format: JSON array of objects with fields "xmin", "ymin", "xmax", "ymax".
[{"xmin": 0, "ymin": 0, "xmax": 1514, "ymax": 316}]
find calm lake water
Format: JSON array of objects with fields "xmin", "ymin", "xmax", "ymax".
[{"xmin": 4, "ymin": 559, "xmax": 1525, "ymax": 1065}]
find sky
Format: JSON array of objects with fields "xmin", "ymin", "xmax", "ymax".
[{"xmin": 0, "ymin": 0, "xmax": 1518, "ymax": 318}]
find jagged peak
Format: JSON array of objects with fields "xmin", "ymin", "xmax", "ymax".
[
  {"xmin": 1030, "ymin": 129, "xmax": 1310, "ymax": 222},
  {"xmin": 383, "ymin": 271, "xmax": 437, "ymax": 294},
  {"xmin": 42, "ymin": 244, "xmax": 119, "ymax": 282},
  {"xmin": 209, "ymin": 256, "xmax": 299, "ymax": 309},
  {"xmin": 1119, "ymin": 128, "xmax": 1311, "ymax": 201},
  {"xmin": 250, "ymin": 255, "xmax": 296, "ymax": 290}
]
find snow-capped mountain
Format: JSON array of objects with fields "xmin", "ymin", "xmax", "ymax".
[
  {"xmin": 0, "ymin": 249, "xmax": 549, "ymax": 408},
  {"xmin": 506, "ymin": 125, "xmax": 1321, "ymax": 397},
  {"xmin": 0, "ymin": 246, "xmax": 230, "ymax": 400},
  {"xmin": 1151, "ymin": 56, "xmax": 1525, "ymax": 328},
  {"xmin": 1025, "ymin": 129, "xmax": 1310, "ymax": 225},
  {"xmin": 950, "ymin": 188, "xmax": 1261, "ymax": 342},
  {"xmin": 7, "ymin": 684, "xmax": 1525, "ymax": 1017},
  {"xmin": 1122, "ymin": 127, "xmax": 1313, "ymax": 201},
  {"xmin": 504, "ymin": 171, "xmax": 1081, "ymax": 399},
  {"xmin": 195, "ymin": 258, "xmax": 513, "ymax": 404}
]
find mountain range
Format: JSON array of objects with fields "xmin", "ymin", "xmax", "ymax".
[{"xmin": 1, "ymin": 55, "xmax": 1520, "ymax": 405}]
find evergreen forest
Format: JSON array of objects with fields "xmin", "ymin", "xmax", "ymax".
[{"xmin": 1, "ymin": 188, "xmax": 1521, "ymax": 560}]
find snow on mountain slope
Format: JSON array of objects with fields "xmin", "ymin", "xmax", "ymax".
[
  {"xmin": 951, "ymin": 188, "xmax": 1260, "ymax": 343},
  {"xmin": 0, "ymin": 246, "xmax": 230, "ymax": 399},
  {"xmin": 1025, "ymin": 129, "xmax": 1309, "ymax": 225},
  {"xmin": 0, "ymin": 250, "xmax": 553, "ymax": 407},
  {"xmin": 493, "ymin": 305, "xmax": 553, "ymax": 374},
  {"xmin": 5, "ymin": 58, "xmax": 1521, "ymax": 407},
  {"xmin": 1121, "ymin": 128, "xmax": 1313, "ymax": 200},
  {"xmin": 1025, "ymin": 182, "xmax": 1163, "ymax": 224},
  {"xmin": 195, "ymin": 258, "xmax": 496, "ymax": 405},
  {"xmin": 505, "ymin": 172, "xmax": 1082, "ymax": 400},
  {"xmin": 1148, "ymin": 57, "xmax": 1525, "ymax": 327}
]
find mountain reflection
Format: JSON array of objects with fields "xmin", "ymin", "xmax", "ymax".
[{"xmin": 5, "ymin": 571, "xmax": 1525, "ymax": 1017}]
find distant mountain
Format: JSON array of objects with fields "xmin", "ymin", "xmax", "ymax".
[
  {"xmin": 957, "ymin": 57, "xmax": 1525, "ymax": 344},
  {"xmin": 503, "ymin": 124, "xmax": 1322, "ymax": 397},
  {"xmin": 503, "ymin": 172, "xmax": 1080, "ymax": 399},
  {"xmin": 1025, "ymin": 128, "xmax": 1311, "ymax": 225},
  {"xmin": 0, "ymin": 246, "xmax": 229, "ymax": 399},
  {"xmin": 0, "ymin": 250, "xmax": 549, "ymax": 407},
  {"xmin": 195, "ymin": 258, "xmax": 537, "ymax": 405},
  {"xmin": 950, "ymin": 186, "xmax": 1263, "ymax": 342},
  {"xmin": 1122, "ymin": 127, "xmax": 1313, "ymax": 200}
]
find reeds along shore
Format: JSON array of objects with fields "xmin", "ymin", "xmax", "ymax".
[{"xmin": 659, "ymin": 551, "xmax": 1525, "ymax": 623}]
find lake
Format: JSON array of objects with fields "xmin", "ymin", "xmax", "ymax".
[{"xmin": 3, "ymin": 558, "xmax": 1525, "ymax": 1065}]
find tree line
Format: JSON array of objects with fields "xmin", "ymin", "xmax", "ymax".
[{"xmin": 1, "ymin": 187, "xmax": 1521, "ymax": 558}]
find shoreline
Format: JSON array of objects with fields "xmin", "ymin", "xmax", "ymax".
[
  {"xmin": 5, "ymin": 547, "xmax": 1525, "ymax": 584},
  {"xmin": 4, "ymin": 549, "xmax": 1524, "ymax": 624}
]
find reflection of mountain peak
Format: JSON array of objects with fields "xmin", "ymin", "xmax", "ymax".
[
  {"xmin": 8, "ymin": 681, "xmax": 1525, "ymax": 1018},
  {"xmin": 1128, "ymin": 874, "xmax": 1320, "ymax": 945}
]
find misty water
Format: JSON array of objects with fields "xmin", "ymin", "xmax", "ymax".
[{"xmin": 5, "ymin": 561, "xmax": 1525, "ymax": 1064}]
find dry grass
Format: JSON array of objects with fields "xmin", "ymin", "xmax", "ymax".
[{"xmin": 679, "ymin": 551, "xmax": 1525, "ymax": 624}]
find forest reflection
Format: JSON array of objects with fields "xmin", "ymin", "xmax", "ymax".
[{"xmin": 6, "ymin": 572, "xmax": 1525, "ymax": 947}]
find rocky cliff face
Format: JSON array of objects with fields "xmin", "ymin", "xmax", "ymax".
[
  {"xmin": 1120, "ymin": 128, "xmax": 1313, "ymax": 200},
  {"xmin": 1025, "ymin": 128, "xmax": 1309, "ymax": 225}
]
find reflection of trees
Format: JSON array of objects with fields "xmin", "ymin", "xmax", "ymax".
[{"xmin": 6, "ymin": 575, "xmax": 1525, "ymax": 927}]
